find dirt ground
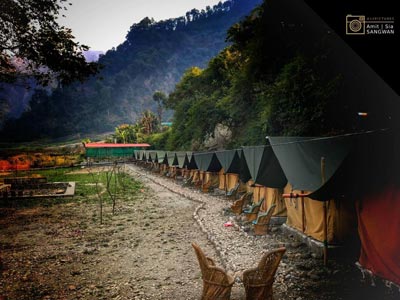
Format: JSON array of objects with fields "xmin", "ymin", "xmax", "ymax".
[{"xmin": 0, "ymin": 164, "xmax": 398, "ymax": 300}]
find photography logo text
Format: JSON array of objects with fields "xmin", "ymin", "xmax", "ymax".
[{"xmin": 346, "ymin": 15, "xmax": 395, "ymax": 35}]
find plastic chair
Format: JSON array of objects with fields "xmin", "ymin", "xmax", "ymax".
[
  {"xmin": 226, "ymin": 182, "xmax": 240, "ymax": 199},
  {"xmin": 243, "ymin": 198, "xmax": 264, "ymax": 221},
  {"xmin": 252, "ymin": 204, "xmax": 276, "ymax": 235}
]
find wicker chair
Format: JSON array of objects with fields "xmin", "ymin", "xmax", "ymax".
[
  {"xmin": 192, "ymin": 243, "xmax": 235, "ymax": 300},
  {"xmin": 202, "ymin": 180, "xmax": 212, "ymax": 193},
  {"xmin": 243, "ymin": 198, "xmax": 264, "ymax": 222},
  {"xmin": 231, "ymin": 192, "xmax": 253, "ymax": 215},
  {"xmin": 183, "ymin": 174, "xmax": 194, "ymax": 186},
  {"xmin": 252, "ymin": 204, "xmax": 276, "ymax": 235},
  {"xmin": 242, "ymin": 247, "xmax": 286, "ymax": 300}
]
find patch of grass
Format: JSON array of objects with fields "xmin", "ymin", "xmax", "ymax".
[{"xmin": 0, "ymin": 166, "xmax": 144, "ymax": 208}]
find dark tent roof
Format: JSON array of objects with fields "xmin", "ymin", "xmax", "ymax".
[
  {"xmin": 238, "ymin": 149, "xmax": 252, "ymax": 183},
  {"xmin": 242, "ymin": 146, "xmax": 287, "ymax": 188},
  {"xmin": 215, "ymin": 150, "xmax": 241, "ymax": 174},
  {"xmin": 173, "ymin": 152, "xmax": 187, "ymax": 168},
  {"xmin": 144, "ymin": 151, "xmax": 150, "ymax": 161},
  {"xmin": 147, "ymin": 151, "xmax": 157, "ymax": 162},
  {"xmin": 165, "ymin": 152, "xmax": 175, "ymax": 166},
  {"xmin": 182, "ymin": 152, "xmax": 193, "ymax": 168},
  {"xmin": 309, "ymin": 129, "xmax": 399, "ymax": 200},
  {"xmin": 193, "ymin": 152, "xmax": 222, "ymax": 172},
  {"xmin": 141, "ymin": 151, "xmax": 147, "ymax": 161},
  {"xmin": 156, "ymin": 151, "xmax": 166, "ymax": 164},
  {"xmin": 187, "ymin": 154, "xmax": 198, "ymax": 170},
  {"xmin": 186, "ymin": 152, "xmax": 193, "ymax": 160},
  {"xmin": 242, "ymin": 146, "xmax": 264, "ymax": 182},
  {"xmin": 269, "ymin": 136, "xmax": 352, "ymax": 192}
]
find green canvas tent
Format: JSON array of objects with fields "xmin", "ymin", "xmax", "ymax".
[
  {"xmin": 193, "ymin": 152, "xmax": 222, "ymax": 172},
  {"xmin": 173, "ymin": 152, "xmax": 187, "ymax": 168},
  {"xmin": 187, "ymin": 154, "xmax": 198, "ymax": 170},
  {"xmin": 215, "ymin": 150, "xmax": 241, "ymax": 174},
  {"xmin": 183, "ymin": 152, "xmax": 193, "ymax": 169},
  {"xmin": 141, "ymin": 151, "xmax": 147, "ymax": 161},
  {"xmin": 156, "ymin": 151, "xmax": 167, "ymax": 164},
  {"xmin": 135, "ymin": 150, "xmax": 141, "ymax": 160},
  {"xmin": 268, "ymin": 135, "xmax": 356, "ymax": 244},
  {"xmin": 269, "ymin": 136, "xmax": 352, "ymax": 193},
  {"xmin": 238, "ymin": 149, "xmax": 252, "ymax": 183},
  {"xmin": 147, "ymin": 151, "xmax": 157, "ymax": 162},
  {"xmin": 241, "ymin": 145, "xmax": 287, "ymax": 189},
  {"xmin": 165, "ymin": 152, "xmax": 176, "ymax": 166}
]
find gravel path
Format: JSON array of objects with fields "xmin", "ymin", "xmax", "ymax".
[
  {"xmin": 126, "ymin": 163, "xmax": 399, "ymax": 300},
  {"xmin": 1, "ymin": 164, "xmax": 397, "ymax": 300}
]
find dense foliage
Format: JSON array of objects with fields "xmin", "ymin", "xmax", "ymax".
[
  {"xmin": 1, "ymin": 0, "xmax": 261, "ymax": 141},
  {"xmin": 161, "ymin": 0, "xmax": 397, "ymax": 150},
  {"xmin": 110, "ymin": 110, "xmax": 167, "ymax": 145},
  {"xmin": 0, "ymin": 0, "xmax": 98, "ymax": 85}
]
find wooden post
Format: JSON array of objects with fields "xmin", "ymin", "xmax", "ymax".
[
  {"xmin": 321, "ymin": 157, "xmax": 328, "ymax": 266},
  {"xmin": 301, "ymin": 190, "xmax": 305, "ymax": 233},
  {"xmin": 224, "ymin": 173, "xmax": 228, "ymax": 194}
]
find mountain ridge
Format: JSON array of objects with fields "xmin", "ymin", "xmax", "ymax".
[{"xmin": 1, "ymin": 0, "xmax": 262, "ymax": 141}]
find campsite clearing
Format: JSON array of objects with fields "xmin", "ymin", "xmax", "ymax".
[{"xmin": 0, "ymin": 165, "xmax": 397, "ymax": 299}]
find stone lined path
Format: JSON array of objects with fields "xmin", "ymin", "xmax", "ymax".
[
  {"xmin": 126, "ymin": 164, "xmax": 313, "ymax": 299},
  {"xmin": 126, "ymin": 163, "xmax": 399, "ymax": 300}
]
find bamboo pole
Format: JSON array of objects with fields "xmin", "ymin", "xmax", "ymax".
[
  {"xmin": 224, "ymin": 173, "xmax": 227, "ymax": 194},
  {"xmin": 301, "ymin": 190, "xmax": 305, "ymax": 233},
  {"xmin": 321, "ymin": 157, "xmax": 328, "ymax": 266}
]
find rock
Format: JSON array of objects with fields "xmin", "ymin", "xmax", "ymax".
[
  {"xmin": 309, "ymin": 274, "xmax": 320, "ymax": 280},
  {"xmin": 300, "ymin": 252, "xmax": 312, "ymax": 259},
  {"xmin": 290, "ymin": 242, "xmax": 303, "ymax": 248},
  {"xmin": 82, "ymin": 247, "xmax": 97, "ymax": 255}
]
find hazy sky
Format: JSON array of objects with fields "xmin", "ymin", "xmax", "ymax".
[{"xmin": 59, "ymin": 0, "xmax": 223, "ymax": 51}]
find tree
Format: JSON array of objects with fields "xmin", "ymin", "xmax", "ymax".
[
  {"xmin": 114, "ymin": 124, "xmax": 136, "ymax": 143},
  {"xmin": 152, "ymin": 90, "xmax": 167, "ymax": 124},
  {"xmin": 139, "ymin": 110, "xmax": 159, "ymax": 135},
  {"xmin": 0, "ymin": 0, "xmax": 99, "ymax": 85}
]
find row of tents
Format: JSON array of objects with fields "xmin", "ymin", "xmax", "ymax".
[{"xmin": 132, "ymin": 129, "xmax": 399, "ymax": 288}]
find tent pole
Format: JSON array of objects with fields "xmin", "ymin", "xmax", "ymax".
[
  {"xmin": 321, "ymin": 157, "xmax": 328, "ymax": 266},
  {"xmin": 224, "ymin": 173, "xmax": 227, "ymax": 194},
  {"xmin": 301, "ymin": 190, "xmax": 305, "ymax": 233}
]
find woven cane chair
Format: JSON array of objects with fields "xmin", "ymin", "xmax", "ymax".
[
  {"xmin": 242, "ymin": 247, "xmax": 286, "ymax": 300},
  {"xmin": 252, "ymin": 204, "xmax": 276, "ymax": 235},
  {"xmin": 192, "ymin": 242, "xmax": 235, "ymax": 300}
]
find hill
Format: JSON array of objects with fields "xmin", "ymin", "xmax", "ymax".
[
  {"xmin": 1, "ymin": 0, "xmax": 262, "ymax": 141},
  {"xmin": 160, "ymin": 0, "xmax": 399, "ymax": 150}
]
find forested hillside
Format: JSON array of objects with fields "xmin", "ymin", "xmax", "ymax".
[
  {"xmin": 160, "ymin": 0, "xmax": 399, "ymax": 150},
  {"xmin": 1, "ymin": 0, "xmax": 261, "ymax": 141}
]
